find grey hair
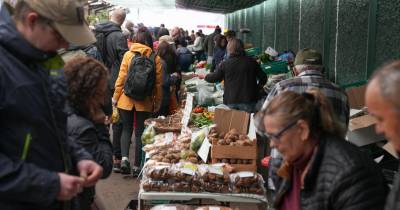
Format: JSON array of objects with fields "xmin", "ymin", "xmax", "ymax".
[
  {"xmin": 372, "ymin": 60, "xmax": 400, "ymax": 111},
  {"xmin": 294, "ymin": 64, "xmax": 324, "ymax": 73},
  {"xmin": 110, "ymin": 8, "xmax": 126, "ymax": 26}
]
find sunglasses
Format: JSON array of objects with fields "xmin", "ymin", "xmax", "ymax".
[{"xmin": 262, "ymin": 120, "xmax": 298, "ymax": 142}]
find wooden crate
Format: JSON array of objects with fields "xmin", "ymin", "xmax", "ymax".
[{"xmin": 211, "ymin": 139, "xmax": 257, "ymax": 172}]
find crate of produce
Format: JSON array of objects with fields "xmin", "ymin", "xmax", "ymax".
[{"xmin": 209, "ymin": 128, "xmax": 257, "ymax": 172}]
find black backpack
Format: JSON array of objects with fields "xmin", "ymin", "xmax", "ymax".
[
  {"xmin": 124, "ymin": 52, "xmax": 156, "ymax": 100},
  {"xmin": 93, "ymin": 30, "xmax": 114, "ymax": 66}
]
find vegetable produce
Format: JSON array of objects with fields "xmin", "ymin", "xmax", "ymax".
[
  {"xmin": 141, "ymin": 123, "xmax": 156, "ymax": 145},
  {"xmin": 191, "ymin": 130, "xmax": 206, "ymax": 152},
  {"xmin": 193, "ymin": 105, "xmax": 204, "ymax": 113},
  {"xmin": 191, "ymin": 113, "xmax": 213, "ymax": 128}
]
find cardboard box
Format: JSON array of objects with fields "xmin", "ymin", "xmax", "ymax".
[
  {"xmin": 346, "ymin": 114, "xmax": 385, "ymax": 147},
  {"xmin": 213, "ymin": 108, "xmax": 250, "ymax": 134},
  {"xmin": 211, "ymin": 108, "xmax": 256, "ymax": 171},
  {"xmin": 211, "ymin": 139, "xmax": 257, "ymax": 172},
  {"xmin": 345, "ymin": 85, "xmax": 367, "ymax": 109}
]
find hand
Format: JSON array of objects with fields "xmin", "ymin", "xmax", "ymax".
[
  {"xmin": 57, "ymin": 173, "xmax": 84, "ymax": 201},
  {"xmin": 104, "ymin": 115, "xmax": 112, "ymax": 125},
  {"xmin": 112, "ymin": 98, "xmax": 117, "ymax": 107},
  {"xmin": 77, "ymin": 160, "xmax": 103, "ymax": 187},
  {"xmin": 197, "ymin": 74, "xmax": 206, "ymax": 79}
]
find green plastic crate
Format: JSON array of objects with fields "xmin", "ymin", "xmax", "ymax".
[
  {"xmin": 261, "ymin": 60, "xmax": 290, "ymax": 75},
  {"xmin": 245, "ymin": 47, "xmax": 261, "ymax": 57}
]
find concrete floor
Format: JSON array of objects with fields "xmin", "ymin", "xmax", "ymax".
[{"xmin": 95, "ymin": 173, "xmax": 139, "ymax": 210}]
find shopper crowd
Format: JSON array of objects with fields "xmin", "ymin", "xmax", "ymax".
[{"xmin": 1, "ymin": 0, "xmax": 400, "ymax": 210}]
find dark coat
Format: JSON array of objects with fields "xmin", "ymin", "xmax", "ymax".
[
  {"xmin": 273, "ymin": 134, "xmax": 388, "ymax": 210},
  {"xmin": 205, "ymin": 55, "xmax": 267, "ymax": 105},
  {"xmin": 66, "ymin": 107, "xmax": 113, "ymax": 210},
  {"xmin": 0, "ymin": 4, "xmax": 92, "ymax": 210},
  {"xmin": 95, "ymin": 21, "xmax": 128, "ymax": 90},
  {"xmin": 385, "ymin": 166, "xmax": 400, "ymax": 210}
]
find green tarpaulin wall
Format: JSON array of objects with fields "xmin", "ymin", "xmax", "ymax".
[{"xmin": 225, "ymin": 0, "xmax": 400, "ymax": 86}]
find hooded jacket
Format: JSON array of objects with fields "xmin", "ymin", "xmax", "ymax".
[
  {"xmin": 0, "ymin": 4, "xmax": 92, "ymax": 210},
  {"xmin": 113, "ymin": 43, "xmax": 163, "ymax": 112},
  {"xmin": 95, "ymin": 21, "xmax": 128, "ymax": 89},
  {"xmin": 66, "ymin": 105, "xmax": 113, "ymax": 210}
]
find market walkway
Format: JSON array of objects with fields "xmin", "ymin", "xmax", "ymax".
[{"xmin": 95, "ymin": 173, "xmax": 139, "ymax": 210}]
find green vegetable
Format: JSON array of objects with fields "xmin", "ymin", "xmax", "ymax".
[
  {"xmin": 192, "ymin": 114, "xmax": 213, "ymax": 128},
  {"xmin": 191, "ymin": 131, "xmax": 206, "ymax": 152},
  {"xmin": 141, "ymin": 124, "xmax": 156, "ymax": 145}
]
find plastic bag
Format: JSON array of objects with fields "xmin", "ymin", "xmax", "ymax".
[
  {"xmin": 111, "ymin": 106, "xmax": 119, "ymax": 124},
  {"xmin": 230, "ymin": 171, "xmax": 265, "ymax": 195},
  {"xmin": 198, "ymin": 84, "xmax": 215, "ymax": 106},
  {"xmin": 141, "ymin": 122, "xmax": 156, "ymax": 145}
]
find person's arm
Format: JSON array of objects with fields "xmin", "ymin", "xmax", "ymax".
[
  {"xmin": 0, "ymin": 153, "xmax": 61, "ymax": 205},
  {"xmin": 256, "ymin": 61, "xmax": 267, "ymax": 88},
  {"xmin": 204, "ymin": 63, "xmax": 224, "ymax": 83},
  {"xmin": 153, "ymin": 56, "xmax": 163, "ymax": 112},
  {"xmin": 202, "ymin": 36, "xmax": 209, "ymax": 52},
  {"xmin": 115, "ymin": 33, "xmax": 129, "ymax": 66},
  {"xmin": 113, "ymin": 51, "xmax": 132, "ymax": 102},
  {"xmin": 331, "ymin": 164, "xmax": 387, "ymax": 210},
  {"xmin": 70, "ymin": 123, "xmax": 112, "ymax": 179}
]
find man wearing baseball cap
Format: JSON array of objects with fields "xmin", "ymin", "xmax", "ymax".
[
  {"xmin": 257, "ymin": 48, "xmax": 349, "ymax": 192},
  {"xmin": 0, "ymin": 1, "xmax": 102, "ymax": 209}
]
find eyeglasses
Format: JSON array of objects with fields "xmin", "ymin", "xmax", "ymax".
[{"xmin": 262, "ymin": 120, "xmax": 298, "ymax": 142}]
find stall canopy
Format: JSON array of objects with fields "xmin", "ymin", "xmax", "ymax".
[{"xmin": 175, "ymin": 0, "xmax": 265, "ymax": 13}]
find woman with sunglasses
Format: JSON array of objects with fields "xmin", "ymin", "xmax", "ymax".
[{"xmin": 256, "ymin": 89, "xmax": 387, "ymax": 210}]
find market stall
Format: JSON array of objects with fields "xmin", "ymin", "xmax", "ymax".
[{"xmin": 136, "ymin": 90, "xmax": 268, "ymax": 209}]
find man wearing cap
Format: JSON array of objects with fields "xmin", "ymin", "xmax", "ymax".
[
  {"xmin": 258, "ymin": 48, "xmax": 349, "ymax": 190},
  {"xmin": 366, "ymin": 61, "xmax": 400, "ymax": 210},
  {"xmin": 0, "ymin": 1, "xmax": 102, "ymax": 209}
]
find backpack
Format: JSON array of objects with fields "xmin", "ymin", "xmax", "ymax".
[
  {"xmin": 93, "ymin": 30, "xmax": 114, "ymax": 66},
  {"xmin": 123, "ymin": 52, "xmax": 156, "ymax": 100}
]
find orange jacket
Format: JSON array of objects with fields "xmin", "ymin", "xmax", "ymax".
[{"xmin": 113, "ymin": 43, "xmax": 162, "ymax": 112}]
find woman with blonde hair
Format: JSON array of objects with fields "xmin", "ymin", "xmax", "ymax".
[{"xmin": 256, "ymin": 89, "xmax": 387, "ymax": 210}]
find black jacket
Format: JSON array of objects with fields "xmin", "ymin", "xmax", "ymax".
[
  {"xmin": 0, "ymin": 4, "xmax": 92, "ymax": 210},
  {"xmin": 385, "ymin": 166, "xmax": 400, "ymax": 210},
  {"xmin": 273, "ymin": 134, "xmax": 388, "ymax": 210},
  {"xmin": 95, "ymin": 21, "xmax": 128, "ymax": 90},
  {"xmin": 66, "ymin": 107, "xmax": 113, "ymax": 210},
  {"xmin": 205, "ymin": 55, "xmax": 267, "ymax": 105},
  {"xmin": 202, "ymin": 32, "xmax": 218, "ymax": 56}
]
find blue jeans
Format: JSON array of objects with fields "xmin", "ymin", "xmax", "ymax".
[{"xmin": 227, "ymin": 103, "xmax": 256, "ymax": 113}]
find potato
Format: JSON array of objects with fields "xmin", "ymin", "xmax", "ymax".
[
  {"xmin": 219, "ymin": 132, "xmax": 226, "ymax": 138},
  {"xmin": 188, "ymin": 157, "xmax": 198, "ymax": 164},
  {"xmin": 218, "ymin": 139, "xmax": 225, "ymax": 145}
]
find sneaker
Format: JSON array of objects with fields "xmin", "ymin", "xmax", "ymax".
[
  {"xmin": 131, "ymin": 166, "xmax": 142, "ymax": 177},
  {"xmin": 120, "ymin": 159, "xmax": 131, "ymax": 174},
  {"xmin": 112, "ymin": 161, "xmax": 121, "ymax": 173}
]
